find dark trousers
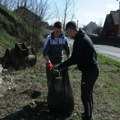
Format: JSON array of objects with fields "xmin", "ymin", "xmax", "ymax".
[
  {"xmin": 46, "ymin": 66, "xmax": 52, "ymax": 89},
  {"xmin": 81, "ymin": 66, "xmax": 99, "ymax": 120}
]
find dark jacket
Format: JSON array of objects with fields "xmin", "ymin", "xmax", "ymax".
[
  {"xmin": 43, "ymin": 32, "xmax": 70, "ymax": 64},
  {"xmin": 58, "ymin": 29, "xmax": 97, "ymax": 71}
]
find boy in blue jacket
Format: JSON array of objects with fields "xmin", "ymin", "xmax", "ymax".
[{"xmin": 43, "ymin": 21, "xmax": 70, "ymax": 87}]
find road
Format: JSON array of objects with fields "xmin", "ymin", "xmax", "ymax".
[
  {"xmin": 94, "ymin": 45, "xmax": 120, "ymax": 62},
  {"xmin": 69, "ymin": 40, "xmax": 120, "ymax": 61}
]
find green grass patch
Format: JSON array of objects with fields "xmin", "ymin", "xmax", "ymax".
[
  {"xmin": 0, "ymin": 5, "xmax": 22, "ymax": 22},
  {"xmin": 0, "ymin": 30, "xmax": 16, "ymax": 47},
  {"xmin": 97, "ymin": 53, "xmax": 120, "ymax": 67},
  {"xmin": 0, "ymin": 12, "xmax": 6, "ymax": 20}
]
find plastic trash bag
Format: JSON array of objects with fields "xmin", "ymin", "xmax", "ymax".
[{"xmin": 47, "ymin": 68, "xmax": 74, "ymax": 116}]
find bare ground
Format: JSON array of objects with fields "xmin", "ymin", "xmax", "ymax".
[{"xmin": 0, "ymin": 54, "xmax": 120, "ymax": 120}]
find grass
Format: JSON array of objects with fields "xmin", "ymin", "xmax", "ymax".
[
  {"xmin": 92, "ymin": 53, "xmax": 120, "ymax": 120},
  {"xmin": 0, "ymin": 12, "xmax": 6, "ymax": 21},
  {"xmin": 0, "ymin": 29, "xmax": 17, "ymax": 55},
  {"xmin": 0, "ymin": 52, "xmax": 120, "ymax": 120},
  {"xmin": 0, "ymin": 5, "xmax": 22, "ymax": 22},
  {"xmin": 0, "ymin": 4, "xmax": 45, "ymax": 56},
  {"xmin": 97, "ymin": 53, "xmax": 120, "ymax": 67},
  {"xmin": 0, "ymin": 30, "xmax": 16, "ymax": 47}
]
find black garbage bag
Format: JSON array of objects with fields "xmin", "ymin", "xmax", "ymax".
[{"xmin": 47, "ymin": 68, "xmax": 74, "ymax": 116}]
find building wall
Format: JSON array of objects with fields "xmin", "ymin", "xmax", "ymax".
[
  {"xmin": 15, "ymin": 7, "xmax": 42, "ymax": 28},
  {"xmin": 101, "ymin": 14, "xmax": 119, "ymax": 37}
]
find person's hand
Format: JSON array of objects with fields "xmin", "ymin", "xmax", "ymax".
[
  {"xmin": 54, "ymin": 64, "xmax": 66, "ymax": 71},
  {"xmin": 46, "ymin": 62, "xmax": 53, "ymax": 70},
  {"xmin": 54, "ymin": 64, "xmax": 60, "ymax": 70}
]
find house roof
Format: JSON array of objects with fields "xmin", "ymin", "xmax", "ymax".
[
  {"xmin": 110, "ymin": 10, "xmax": 120, "ymax": 25},
  {"xmin": 15, "ymin": 6, "xmax": 42, "ymax": 21},
  {"xmin": 14, "ymin": 6, "xmax": 49, "ymax": 28},
  {"xmin": 85, "ymin": 21, "xmax": 97, "ymax": 33}
]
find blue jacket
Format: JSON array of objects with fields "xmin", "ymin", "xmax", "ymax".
[{"xmin": 43, "ymin": 32, "xmax": 70, "ymax": 64}]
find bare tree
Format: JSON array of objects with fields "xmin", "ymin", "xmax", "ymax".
[
  {"xmin": 0, "ymin": 0, "xmax": 29, "ymax": 10},
  {"xmin": 0, "ymin": 0, "xmax": 3, "ymax": 4},
  {"xmin": 54, "ymin": 0, "xmax": 77, "ymax": 29},
  {"xmin": 0, "ymin": 0, "xmax": 14, "ymax": 10},
  {"xmin": 16, "ymin": 0, "xmax": 52, "ymax": 21},
  {"xmin": 53, "ymin": 0, "xmax": 60, "ymax": 21},
  {"xmin": 63, "ymin": 0, "xmax": 70, "ymax": 29},
  {"xmin": 16, "ymin": 0, "xmax": 33, "ymax": 9},
  {"xmin": 0, "ymin": 0, "xmax": 52, "ymax": 22},
  {"xmin": 7, "ymin": 0, "xmax": 16, "ymax": 10},
  {"xmin": 30, "ymin": 0, "xmax": 52, "ymax": 21},
  {"xmin": 1, "ymin": 0, "xmax": 8, "ymax": 7}
]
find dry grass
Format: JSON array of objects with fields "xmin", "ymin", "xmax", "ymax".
[{"xmin": 0, "ymin": 53, "xmax": 120, "ymax": 120}]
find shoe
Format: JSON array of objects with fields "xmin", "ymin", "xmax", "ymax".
[
  {"xmin": 81, "ymin": 113, "xmax": 86, "ymax": 120},
  {"xmin": 81, "ymin": 113, "xmax": 93, "ymax": 120}
]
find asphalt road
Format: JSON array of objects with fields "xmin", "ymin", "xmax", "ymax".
[
  {"xmin": 69, "ymin": 40, "xmax": 120, "ymax": 61},
  {"xmin": 94, "ymin": 45, "xmax": 120, "ymax": 62}
]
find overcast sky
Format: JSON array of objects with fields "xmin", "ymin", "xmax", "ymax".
[{"xmin": 46, "ymin": 0, "xmax": 119, "ymax": 27}]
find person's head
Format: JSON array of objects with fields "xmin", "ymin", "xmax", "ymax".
[
  {"xmin": 53, "ymin": 21, "xmax": 63, "ymax": 38},
  {"xmin": 66, "ymin": 21, "xmax": 77, "ymax": 39}
]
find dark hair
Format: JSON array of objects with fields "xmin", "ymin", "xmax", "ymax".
[
  {"xmin": 66, "ymin": 21, "xmax": 77, "ymax": 30},
  {"xmin": 54, "ymin": 21, "xmax": 62, "ymax": 29}
]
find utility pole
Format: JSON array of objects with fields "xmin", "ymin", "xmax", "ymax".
[{"xmin": 77, "ymin": 20, "xmax": 79, "ymax": 29}]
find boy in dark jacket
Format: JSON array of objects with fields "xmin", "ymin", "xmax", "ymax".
[{"xmin": 57, "ymin": 21, "xmax": 99, "ymax": 120}]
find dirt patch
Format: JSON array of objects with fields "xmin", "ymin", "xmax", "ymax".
[{"xmin": 0, "ymin": 55, "xmax": 120, "ymax": 120}]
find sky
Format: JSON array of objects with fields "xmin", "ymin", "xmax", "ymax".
[{"xmin": 46, "ymin": 0, "xmax": 119, "ymax": 27}]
